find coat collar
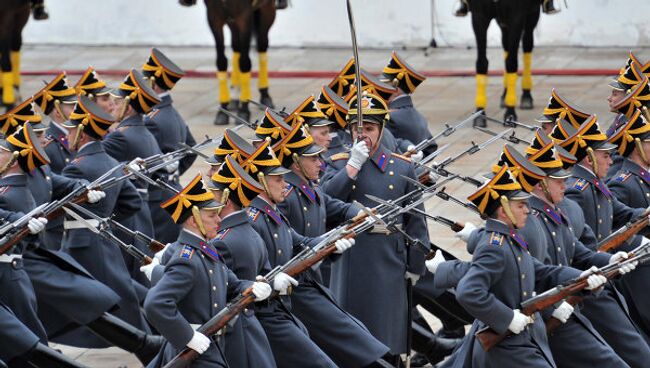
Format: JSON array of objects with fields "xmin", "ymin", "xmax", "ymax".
[
  {"xmin": 219, "ymin": 210, "xmax": 249, "ymax": 230},
  {"xmin": 76, "ymin": 140, "xmax": 105, "ymax": 158},
  {"xmin": 573, "ymin": 164, "xmax": 612, "ymax": 198},
  {"xmin": 0, "ymin": 173, "xmax": 27, "ymax": 187},
  {"xmin": 622, "ymin": 157, "xmax": 650, "ymax": 185},
  {"xmin": 285, "ymin": 171, "xmax": 319, "ymax": 204},
  {"xmin": 119, "ymin": 114, "xmax": 144, "ymax": 128},
  {"xmin": 388, "ymin": 94, "xmax": 413, "ymax": 110},
  {"xmin": 156, "ymin": 94, "xmax": 173, "ymax": 108},
  {"xmin": 485, "ymin": 218, "xmax": 528, "ymax": 250},
  {"xmin": 529, "ymin": 195, "xmax": 566, "ymax": 225},
  {"xmin": 369, "ymin": 144, "xmax": 390, "ymax": 172},
  {"xmin": 178, "ymin": 229, "xmax": 222, "ymax": 263},
  {"xmin": 249, "ymin": 196, "xmax": 285, "ymax": 226}
]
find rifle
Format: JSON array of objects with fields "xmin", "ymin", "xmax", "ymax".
[
  {"xmin": 67, "ymin": 202, "xmax": 166, "ymax": 253},
  {"xmin": 434, "ymin": 187, "xmax": 481, "ymax": 214},
  {"xmin": 597, "ymin": 208, "xmax": 650, "ymax": 252},
  {"xmin": 476, "ymin": 245, "xmax": 650, "ymax": 351},
  {"xmin": 484, "ymin": 115, "xmax": 537, "ymax": 131},
  {"xmin": 473, "ymin": 126, "xmax": 528, "ymax": 145},
  {"xmin": 62, "ymin": 206, "xmax": 153, "ymax": 265},
  {"xmin": 161, "ymin": 175, "xmax": 456, "ymax": 368},
  {"xmin": 403, "ymin": 111, "xmax": 480, "ymax": 157},
  {"xmin": 248, "ymin": 100, "xmax": 289, "ymax": 118},
  {"xmin": 218, "ymin": 107, "xmax": 259, "ymax": 130}
]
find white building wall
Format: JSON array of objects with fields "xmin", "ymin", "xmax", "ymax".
[{"xmin": 23, "ymin": 0, "xmax": 650, "ymax": 48}]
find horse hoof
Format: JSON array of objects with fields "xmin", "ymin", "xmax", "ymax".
[
  {"xmin": 473, "ymin": 108, "xmax": 486, "ymax": 127},
  {"xmin": 227, "ymin": 99, "xmax": 240, "ymax": 111},
  {"xmin": 504, "ymin": 107, "xmax": 517, "ymax": 123},
  {"xmin": 499, "ymin": 89, "xmax": 506, "ymax": 108},
  {"xmin": 520, "ymin": 91, "xmax": 534, "ymax": 110},
  {"xmin": 237, "ymin": 106, "xmax": 251, "ymax": 125},
  {"xmin": 32, "ymin": 5, "xmax": 49, "ymax": 20},
  {"xmin": 275, "ymin": 0, "xmax": 289, "ymax": 9},
  {"xmin": 214, "ymin": 110, "xmax": 229, "ymax": 126},
  {"xmin": 259, "ymin": 91, "xmax": 274, "ymax": 110}
]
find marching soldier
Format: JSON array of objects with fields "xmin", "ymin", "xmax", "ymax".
[
  {"xmin": 380, "ymin": 51, "xmax": 438, "ymax": 156},
  {"xmin": 31, "ymin": 72, "xmax": 78, "ymax": 174},
  {"xmin": 208, "ymin": 156, "xmax": 278, "ymax": 368},
  {"xmin": 73, "ymin": 66, "xmax": 114, "ymax": 115},
  {"xmin": 144, "ymin": 173, "xmax": 273, "ymax": 368},
  {"xmin": 456, "ymin": 165, "xmax": 605, "ymax": 366},
  {"xmin": 319, "ymin": 92, "xmax": 429, "ymax": 363},
  {"xmin": 141, "ymin": 48, "xmax": 198, "ymax": 244},
  {"xmin": 605, "ymin": 61, "xmax": 645, "ymax": 136},
  {"xmin": 59, "ymin": 95, "xmax": 159, "ymax": 360}
]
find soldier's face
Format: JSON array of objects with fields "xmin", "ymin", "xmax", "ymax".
[
  {"xmin": 61, "ymin": 104, "xmax": 75, "ymax": 120},
  {"xmin": 509, "ymin": 199, "xmax": 530, "ymax": 228},
  {"xmin": 299, "ymin": 155, "xmax": 322, "ymax": 181},
  {"xmin": 0, "ymin": 149, "xmax": 12, "ymax": 170},
  {"xmin": 545, "ymin": 177, "xmax": 566, "ymax": 204},
  {"xmin": 351, "ymin": 122, "xmax": 381, "ymax": 151},
  {"xmin": 608, "ymin": 89, "xmax": 626, "ymax": 112},
  {"xmin": 199, "ymin": 209, "xmax": 222, "ymax": 239},
  {"xmin": 65, "ymin": 127, "xmax": 79, "ymax": 151},
  {"xmin": 34, "ymin": 131, "xmax": 48, "ymax": 148},
  {"xmin": 95, "ymin": 95, "xmax": 114, "ymax": 116},
  {"xmin": 266, "ymin": 174, "xmax": 288, "ymax": 203},
  {"xmin": 592, "ymin": 150, "xmax": 613, "ymax": 178},
  {"xmin": 207, "ymin": 164, "xmax": 219, "ymax": 178},
  {"xmin": 308, "ymin": 126, "xmax": 332, "ymax": 149}
]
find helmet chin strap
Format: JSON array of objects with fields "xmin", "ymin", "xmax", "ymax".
[
  {"xmin": 257, "ymin": 172, "xmax": 274, "ymax": 204},
  {"xmin": 191, "ymin": 206, "xmax": 207, "ymax": 238},
  {"xmin": 0, "ymin": 152, "xmax": 18, "ymax": 176},
  {"xmin": 540, "ymin": 179, "xmax": 554, "ymax": 204},
  {"xmin": 586, "ymin": 147, "xmax": 598, "ymax": 178},
  {"xmin": 500, "ymin": 195, "xmax": 519, "ymax": 229},
  {"xmin": 634, "ymin": 137, "xmax": 649, "ymax": 166}
]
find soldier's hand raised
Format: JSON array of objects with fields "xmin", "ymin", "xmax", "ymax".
[{"xmin": 348, "ymin": 141, "xmax": 369, "ymax": 170}]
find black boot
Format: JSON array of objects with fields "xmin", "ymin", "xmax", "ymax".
[
  {"xmin": 412, "ymin": 322, "xmax": 462, "ymax": 366},
  {"xmin": 9, "ymin": 342, "xmax": 87, "ymax": 368},
  {"xmin": 454, "ymin": 0, "xmax": 469, "ymax": 17},
  {"xmin": 275, "ymin": 0, "xmax": 289, "ymax": 9},
  {"xmin": 542, "ymin": 0, "xmax": 560, "ymax": 14},
  {"xmin": 86, "ymin": 312, "xmax": 164, "ymax": 366},
  {"xmin": 214, "ymin": 103, "xmax": 230, "ymax": 125},
  {"xmin": 31, "ymin": 1, "xmax": 49, "ymax": 20},
  {"xmin": 473, "ymin": 108, "xmax": 486, "ymax": 127},
  {"xmin": 259, "ymin": 88, "xmax": 275, "ymax": 109}
]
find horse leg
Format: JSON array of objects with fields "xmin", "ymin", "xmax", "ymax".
[
  {"xmin": 0, "ymin": 9, "xmax": 18, "ymax": 108},
  {"xmin": 228, "ymin": 23, "xmax": 241, "ymax": 111},
  {"xmin": 234, "ymin": 12, "xmax": 254, "ymax": 122},
  {"xmin": 10, "ymin": 5, "xmax": 30, "ymax": 103},
  {"xmin": 470, "ymin": 8, "xmax": 491, "ymax": 127},
  {"xmin": 498, "ymin": 22, "xmax": 509, "ymax": 108},
  {"xmin": 520, "ymin": 4, "xmax": 540, "ymax": 110},
  {"xmin": 502, "ymin": 9, "xmax": 526, "ymax": 122},
  {"xmin": 205, "ymin": 0, "xmax": 231, "ymax": 125},
  {"xmin": 254, "ymin": 0, "xmax": 276, "ymax": 109}
]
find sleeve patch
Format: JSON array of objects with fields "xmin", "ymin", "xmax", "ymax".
[
  {"xmin": 489, "ymin": 232, "xmax": 504, "ymax": 246},
  {"xmin": 330, "ymin": 152, "xmax": 350, "ymax": 161},
  {"xmin": 615, "ymin": 172, "xmax": 632, "ymax": 182},
  {"xmin": 572, "ymin": 179, "xmax": 589, "ymax": 191},
  {"xmin": 391, "ymin": 152, "xmax": 412, "ymax": 163},
  {"xmin": 180, "ymin": 245, "xmax": 194, "ymax": 260},
  {"xmin": 246, "ymin": 207, "xmax": 260, "ymax": 222}
]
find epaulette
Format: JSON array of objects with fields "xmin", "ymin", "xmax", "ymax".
[
  {"xmin": 179, "ymin": 244, "xmax": 194, "ymax": 260},
  {"xmin": 117, "ymin": 126, "xmax": 130, "ymax": 133},
  {"xmin": 43, "ymin": 136, "xmax": 55, "ymax": 148},
  {"xmin": 330, "ymin": 152, "xmax": 350, "ymax": 161},
  {"xmin": 0, "ymin": 187, "xmax": 9, "ymax": 195},
  {"xmin": 146, "ymin": 109, "xmax": 161, "ymax": 119},
  {"xmin": 614, "ymin": 172, "xmax": 632, "ymax": 182},
  {"xmin": 214, "ymin": 228, "xmax": 230, "ymax": 241},
  {"xmin": 572, "ymin": 178, "xmax": 589, "ymax": 191},
  {"xmin": 391, "ymin": 152, "xmax": 411, "ymax": 163},
  {"xmin": 488, "ymin": 232, "xmax": 504, "ymax": 246},
  {"xmin": 246, "ymin": 207, "xmax": 261, "ymax": 222},
  {"xmin": 70, "ymin": 156, "xmax": 85, "ymax": 165}
]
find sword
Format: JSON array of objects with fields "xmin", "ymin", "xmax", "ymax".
[
  {"xmin": 346, "ymin": 0, "xmax": 363, "ymax": 136},
  {"xmin": 433, "ymin": 128, "xmax": 512, "ymax": 177}
]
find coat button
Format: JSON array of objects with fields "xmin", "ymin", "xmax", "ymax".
[
  {"xmin": 521, "ymin": 274, "xmax": 525, "ymax": 279},
  {"xmin": 557, "ymin": 247, "xmax": 561, "ymax": 251},
  {"xmin": 523, "ymin": 291, "xmax": 528, "ymax": 297},
  {"xmin": 213, "ymin": 286, "xmax": 217, "ymax": 291},
  {"xmin": 597, "ymin": 204, "xmax": 601, "ymax": 209},
  {"xmin": 389, "ymin": 159, "xmax": 394, "ymax": 164},
  {"xmin": 598, "ymin": 234, "xmax": 602, "ymax": 239},
  {"xmin": 389, "ymin": 171, "xmax": 394, "ymax": 176},
  {"xmin": 209, "ymin": 270, "xmax": 213, "ymax": 274},
  {"xmin": 388, "ymin": 184, "xmax": 394, "ymax": 190},
  {"xmin": 307, "ymin": 222, "xmax": 311, "ymax": 227},
  {"xmin": 303, "ymin": 206, "xmax": 307, "ymax": 211},
  {"xmin": 551, "ymin": 231, "xmax": 556, "ymax": 237},
  {"xmin": 214, "ymin": 303, "xmax": 218, "ymax": 308},
  {"xmin": 65, "ymin": 158, "xmax": 70, "ymax": 163},
  {"xmin": 278, "ymin": 249, "xmax": 282, "ymax": 255},
  {"xmin": 598, "ymin": 219, "xmax": 602, "ymax": 224},
  {"xmin": 517, "ymin": 256, "xmax": 522, "ymax": 262},
  {"xmin": 352, "ymin": 185, "xmax": 356, "ymax": 190},
  {"xmin": 273, "ymin": 233, "xmax": 278, "ymax": 239}
]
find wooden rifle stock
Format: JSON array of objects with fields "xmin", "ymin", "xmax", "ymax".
[{"xmin": 597, "ymin": 209, "xmax": 650, "ymax": 252}]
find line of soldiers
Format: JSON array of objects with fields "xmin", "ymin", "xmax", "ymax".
[{"xmin": 2, "ymin": 44, "xmax": 650, "ymax": 368}]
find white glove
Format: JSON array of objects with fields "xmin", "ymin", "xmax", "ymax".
[
  {"xmin": 428, "ymin": 171, "xmax": 440, "ymax": 185},
  {"xmin": 86, "ymin": 190, "xmax": 106, "ymax": 204},
  {"xmin": 163, "ymin": 157, "xmax": 180, "ymax": 174},
  {"xmin": 454, "ymin": 222, "xmax": 478, "ymax": 243},
  {"xmin": 580, "ymin": 266, "xmax": 607, "ymax": 290},
  {"xmin": 27, "ymin": 217, "xmax": 48, "ymax": 234},
  {"xmin": 127, "ymin": 157, "xmax": 144, "ymax": 172},
  {"xmin": 508, "ymin": 309, "xmax": 534, "ymax": 334},
  {"xmin": 139, "ymin": 258, "xmax": 160, "ymax": 281},
  {"xmin": 271, "ymin": 272, "xmax": 298, "ymax": 295},
  {"xmin": 251, "ymin": 281, "xmax": 272, "ymax": 301},
  {"xmin": 348, "ymin": 140, "xmax": 369, "ymax": 170},
  {"xmin": 407, "ymin": 145, "xmax": 424, "ymax": 163},
  {"xmin": 154, "ymin": 243, "xmax": 171, "ymax": 263},
  {"xmin": 334, "ymin": 238, "xmax": 355, "ymax": 254},
  {"xmin": 425, "ymin": 250, "xmax": 446, "ymax": 274},
  {"xmin": 551, "ymin": 301, "xmax": 574, "ymax": 323},
  {"xmin": 610, "ymin": 251, "xmax": 638, "ymax": 274},
  {"xmin": 405, "ymin": 271, "xmax": 420, "ymax": 285},
  {"xmin": 186, "ymin": 331, "xmax": 211, "ymax": 354}
]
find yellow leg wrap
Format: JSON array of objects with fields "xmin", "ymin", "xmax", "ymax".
[
  {"xmin": 258, "ymin": 52, "xmax": 269, "ymax": 89},
  {"xmin": 240, "ymin": 72, "xmax": 252, "ymax": 102},
  {"xmin": 231, "ymin": 52, "xmax": 241, "ymax": 88},
  {"xmin": 522, "ymin": 52, "xmax": 533, "ymax": 90},
  {"xmin": 217, "ymin": 71, "xmax": 231, "ymax": 104},
  {"xmin": 502, "ymin": 51, "xmax": 509, "ymax": 89},
  {"xmin": 504, "ymin": 72, "xmax": 518, "ymax": 107},
  {"xmin": 2, "ymin": 72, "xmax": 14, "ymax": 105},
  {"xmin": 475, "ymin": 74, "xmax": 488, "ymax": 109},
  {"xmin": 10, "ymin": 51, "xmax": 20, "ymax": 87}
]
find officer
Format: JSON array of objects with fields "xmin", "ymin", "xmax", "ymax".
[
  {"xmin": 59, "ymin": 95, "xmax": 155, "ymax": 355},
  {"xmin": 207, "ymin": 156, "xmax": 277, "ymax": 368},
  {"xmin": 73, "ymin": 66, "xmax": 114, "ymax": 115},
  {"xmin": 31, "ymin": 72, "xmax": 78, "ymax": 174},
  {"xmin": 525, "ymin": 135, "xmax": 633, "ymax": 367},
  {"xmin": 319, "ymin": 92, "xmax": 429, "ymax": 363},
  {"xmin": 266, "ymin": 118, "xmax": 395, "ymax": 368},
  {"xmin": 380, "ymin": 51, "xmax": 438, "ymax": 156},
  {"xmin": 106, "ymin": 69, "xmax": 162, "ymax": 287},
  {"xmin": 457, "ymin": 165, "xmax": 605, "ymax": 366},
  {"xmin": 144, "ymin": 173, "xmax": 272, "ymax": 368},
  {"xmin": 142, "ymin": 48, "xmax": 198, "ymax": 244},
  {"xmin": 606, "ymin": 109, "xmax": 650, "ymax": 343}
]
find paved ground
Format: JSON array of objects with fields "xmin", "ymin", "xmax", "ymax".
[{"xmin": 14, "ymin": 44, "xmax": 649, "ymax": 367}]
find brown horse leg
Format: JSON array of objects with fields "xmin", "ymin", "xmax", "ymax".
[
  {"xmin": 253, "ymin": 1, "xmax": 276, "ymax": 108},
  {"xmin": 233, "ymin": 11, "xmax": 253, "ymax": 122},
  {"xmin": 205, "ymin": 0, "xmax": 231, "ymax": 125}
]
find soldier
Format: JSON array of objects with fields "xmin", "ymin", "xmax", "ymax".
[
  {"xmin": 31, "ymin": 72, "xmax": 78, "ymax": 174},
  {"xmin": 456, "ymin": 165, "xmax": 605, "ymax": 366},
  {"xmin": 380, "ymin": 51, "xmax": 438, "ymax": 156},
  {"xmin": 316, "ymin": 85, "xmax": 352, "ymax": 160},
  {"xmin": 106, "ymin": 69, "xmax": 162, "ymax": 287},
  {"xmin": 605, "ymin": 60, "xmax": 645, "ymax": 136},
  {"xmin": 59, "ymin": 95, "xmax": 159, "ymax": 360},
  {"xmin": 207, "ymin": 156, "xmax": 277, "ymax": 368},
  {"xmin": 319, "ymin": 92, "xmax": 429, "ymax": 363},
  {"xmin": 265, "ymin": 118, "xmax": 395, "ymax": 368},
  {"xmin": 144, "ymin": 173, "xmax": 272, "ymax": 368},
  {"xmin": 73, "ymin": 66, "xmax": 114, "ymax": 115},
  {"xmin": 142, "ymin": 48, "xmax": 198, "ymax": 244}
]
